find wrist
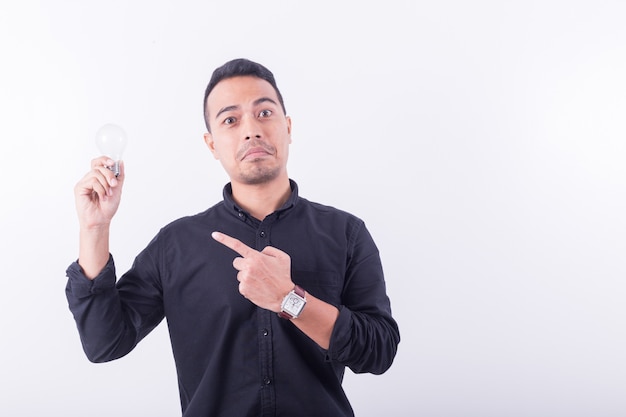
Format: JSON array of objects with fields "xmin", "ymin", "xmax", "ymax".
[
  {"xmin": 79, "ymin": 225, "xmax": 111, "ymax": 246},
  {"xmin": 79, "ymin": 220, "xmax": 111, "ymax": 232}
]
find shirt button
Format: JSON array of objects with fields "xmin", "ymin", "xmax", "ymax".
[
  {"xmin": 262, "ymin": 329, "xmax": 269, "ymax": 336},
  {"xmin": 260, "ymin": 231, "xmax": 266, "ymax": 238},
  {"xmin": 264, "ymin": 378, "xmax": 272, "ymax": 385},
  {"xmin": 238, "ymin": 212, "xmax": 245, "ymax": 219}
]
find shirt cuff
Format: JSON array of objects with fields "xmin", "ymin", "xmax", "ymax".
[
  {"xmin": 325, "ymin": 305, "xmax": 351, "ymax": 361},
  {"xmin": 65, "ymin": 255, "xmax": 117, "ymax": 298}
]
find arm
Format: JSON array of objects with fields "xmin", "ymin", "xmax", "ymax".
[
  {"xmin": 67, "ymin": 158, "xmax": 163, "ymax": 362},
  {"xmin": 74, "ymin": 157, "xmax": 124, "ymax": 278},
  {"xmin": 211, "ymin": 222, "xmax": 400, "ymax": 374},
  {"xmin": 211, "ymin": 231, "xmax": 339, "ymax": 349},
  {"xmin": 66, "ymin": 249, "xmax": 165, "ymax": 362},
  {"xmin": 325, "ymin": 222, "xmax": 400, "ymax": 375}
]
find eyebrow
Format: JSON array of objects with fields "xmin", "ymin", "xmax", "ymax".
[{"xmin": 214, "ymin": 97, "xmax": 279, "ymax": 121}]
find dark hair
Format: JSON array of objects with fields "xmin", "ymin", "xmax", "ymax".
[{"xmin": 203, "ymin": 58, "xmax": 286, "ymax": 132}]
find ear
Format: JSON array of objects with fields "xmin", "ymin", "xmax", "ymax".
[
  {"xmin": 286, "ymin": 116, "xmax": 292, "ymax": 144},
  {"xmin": 203, "ymin": 132, "xmax": 219, "ymax": 160}
]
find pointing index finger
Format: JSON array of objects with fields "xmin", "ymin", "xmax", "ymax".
[{"xmin": 212, "ymin": 231, "xmax": 256, "ymax": 257}]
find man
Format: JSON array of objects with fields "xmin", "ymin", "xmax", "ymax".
[{"xmin": 66, "ymin": 58, "xmax": 400, "ymax": 416}]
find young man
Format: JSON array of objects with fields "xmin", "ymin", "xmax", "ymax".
[{"xmin": 66, "ymin": 58, "xmax": 400, "ymax": 417}]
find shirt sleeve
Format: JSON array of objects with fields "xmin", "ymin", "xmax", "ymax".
[
  {"xmin": 325, "ymin": 221, "xmax": 401, "ymax": 375},
  {"xmin": 65, "ymin": 245, "xmax": 165, "ymax": 363}
]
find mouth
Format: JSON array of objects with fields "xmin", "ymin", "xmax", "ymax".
[{"xmin": 240, "ymin": 145, "xmax": 273, "ymax": 161}]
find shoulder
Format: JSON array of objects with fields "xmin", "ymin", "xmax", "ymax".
[
  {"xmin": 298, "ymin": 196, "xmax": 359, "ymax": 218},
  {"xmin": 295, "ymin": 197, "xmax": 366, "ymax": 236},
  {"xmin": 159, "ymin": 201, "xmax": 226, "ymax": 236}
]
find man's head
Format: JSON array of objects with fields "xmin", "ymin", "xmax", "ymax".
[
  {"xmin": 202, "ymin": 59, "xmax": 292, "ymax": 188},
  {"xmin": 203, "ymin": 58, "xmax": 286, "ymax": 133}
]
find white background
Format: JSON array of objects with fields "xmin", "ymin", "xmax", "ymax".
[{"xmin": 1, "ymin": 1, "xmax": 625, "ymax": 416}]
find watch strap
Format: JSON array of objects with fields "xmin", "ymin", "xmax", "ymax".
[
  {"xmin": 278, "ymin": 311, "xmax": 293, "ymax": 320},
  {"xmin": 293, "ymin": 284, "xmax": 305, "ymax": 298}
]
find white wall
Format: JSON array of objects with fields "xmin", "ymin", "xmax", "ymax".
[{"xmin": 1, "ymin": 1, "xmax": 625, "ymax": 416}]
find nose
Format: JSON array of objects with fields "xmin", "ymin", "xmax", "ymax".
[{"xmin": 241, "ymin": 115, "xmax": 262, "ymax": 141}]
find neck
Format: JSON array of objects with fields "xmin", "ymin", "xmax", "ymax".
[{"xmin": 230, "ymin": 177, "xmax": 291, "ymax": 221}]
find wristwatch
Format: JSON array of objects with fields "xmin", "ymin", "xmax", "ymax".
[{"xmin": 278, "ymin": 285, "xmax": 306, "ymax": 319}]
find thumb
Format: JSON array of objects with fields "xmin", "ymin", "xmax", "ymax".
[{"xmin": 116, "ymin": 160, "xmax": 126, "ymax": 182}]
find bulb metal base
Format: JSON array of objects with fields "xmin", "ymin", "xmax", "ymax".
[{"xmin": 106, "ymin": 161, "xmax": 121, "ymax": 177}]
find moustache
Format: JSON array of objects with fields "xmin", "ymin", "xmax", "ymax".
[{"xmin": 237, "ymin": 140, "xmax": 276, "ymax": 160}]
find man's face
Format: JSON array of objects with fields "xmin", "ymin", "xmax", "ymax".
[{"xmin": 204, "ymin": 76, "xmax": 292, "ymax": 186}]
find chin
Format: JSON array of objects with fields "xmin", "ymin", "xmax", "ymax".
[{"xmin": 239, "ymin": 167, "xmax": 281, "ymax": 185}]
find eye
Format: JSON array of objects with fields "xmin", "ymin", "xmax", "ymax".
[
  {"xmin": 259, "ymin": 109, "xmax": 272, "ymax": 118},
  {"xmin": 224, "ymin": 116, "xmax": 236, "ymax": 125}
]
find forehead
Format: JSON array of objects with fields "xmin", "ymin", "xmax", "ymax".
[{"xmin": 206, "ymin": 76, "xmax": 279, "ymax": 112}]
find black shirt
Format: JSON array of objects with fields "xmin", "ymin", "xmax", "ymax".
[{"xmin": 66, "ymin": 180, "xmax": 400, "ymax": 417}]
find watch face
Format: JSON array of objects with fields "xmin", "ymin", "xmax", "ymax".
[{"xmin": 284, "ymin": 294, "xmax": 305, "ymax": 316}]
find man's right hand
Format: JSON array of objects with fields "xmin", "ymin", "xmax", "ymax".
[
  {"xmin": 74, "ymin": 156, "xmax": 125, "ymax": 279},
  {"xmin": 74, "ymin": 156, "xmax": 125, "ymax": 230}
]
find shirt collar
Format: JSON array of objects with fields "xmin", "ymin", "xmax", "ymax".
[{"xmin": 222, "ymin": 179, "xmax": 299, "ymax": 219}]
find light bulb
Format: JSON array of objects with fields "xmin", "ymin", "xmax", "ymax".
[{"xmin": 95, "ymin": 123, "xmax": 127, "ymax": 177}]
